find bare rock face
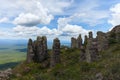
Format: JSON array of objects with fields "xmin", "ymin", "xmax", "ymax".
[
  {"xmin": 26, "ymin": 36, "xmax": 48, "ymax": 63},
  {"xmin": 86, "ymin": 32, "xmax": 99, "ymax": 63},
  {"xmin": 77, "ymin": 34, "xmax": 83, "ymax": 49},
  {"xmin": 42, "ymin": 36, "xmax": 48, "ymax": 60},
  {"xmin": 27, "ymin": 39, "xmax": 34, "ymax": 63},
  {"xmin": 83, "ymin": 35, "xmax": 88, "ymax": 48},
  {"xmin": 89, "ymin": 31, "xmax": 93, "ymax": 39},
  {"xmin": 51, "ymin": 38, "xmax": 61, "ymax": 67},
  {"xmin": 80, "ymin": 46, "xmax": 86, "ymax": 61},
  {"xmin": 97, "ymin": 31, "xmax": 108, "ymax": 52},
  {"xmin": 35, "ymin": 36, "xmax": 48, "ymax": 63},
  {"xmin": 0, "ymin": 68, "xmax": 12, "ymax": 80},
  {"xmin": 80, "ymin": 35, "xmax": 87, "ymax": 62},
  {"xmin": 71, "ymin": 37, "xmax": 77, "ymax": 48},
  {"xmin": 86, "ymin": 38, "xmax": 99, "ymax": 63}
]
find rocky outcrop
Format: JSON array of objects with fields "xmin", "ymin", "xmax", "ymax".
[
  {"xmin": 71, "ymin": 37, "xmax": 77, "ymax": 48},
  {"xmin": 0, "ymin": 68, "xmax": 12, "ymax": 80},
  {"xmin": 27, "ymin": 36, "xmax": 48, "ymax": 63},
  {"xmin": 77, "ymin": 34, "xmax": 83, "ymax": 49},
  {"xmin": 108, "ymin": 25, "xmax": 120, "ymax": 44},
  {"xmin": 97, "ymin": 31, "xmax": 108, "ymax": 52},
  {"xmin": 83, "ymin": 35, "xmax": 88, "ymax": 48},
  {"xmin": 85, "ymin": 32, "xmax": 99, "ymax": 62},
  {"xmin": 71, "ymin": 34, "xmax": 83, "ymax": 49},
  {"xmin": 51, "ymin": 38, "xmax": 61, "ymax": 67},
  {"xmin": 80, "ymin": 46, "xmax": 86, "ymax": 61},
  {"xmin": 26, "ymin": 25, "xmax": 120, "ymax": 64},
  {"xmin": 27, "ymin": 39, "xmax": 34, "ymax": 63},
  {"xmin": 86, "ymin": 38, "xmax": 99, "ymax": 63},
  {"xmin": 89, "ymin": 31, "xmax": 93, "ymax": 39},
  {"xmin": 35, "ymin": 36, "xmax": 48, "ymax": 63}
]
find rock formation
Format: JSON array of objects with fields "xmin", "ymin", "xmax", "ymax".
[
  {"xmin": 80, "ymin": 46, "xmax": 86, "ymax": 61},
  {"xmin": 35, "ymin": 36, "xmax": 48, "ymax": 62},
  {"xmin": 89, "ymin": 31, "xmax": 93, "ymax": 39},
  {"xmin": 27, "ymin": 39, "xmax": 34, "ymax": 63},
  {"xmin": 27, "ymin": 36, "xmax": 48, "ymax": 63},
  {"xmin": 0, "ymin": 68, "xmax": 12, "ymax": 80},
  {"xmin": 71, "ymin": 37, "xmax": 77, "ymax": 48},
  {"xmin": 77, "ymin": 34, "xmax": 83, "ymax": 49},
  {"xmin": 26, "ymin": 25, "xmax": 120, "ymax": 64},
  {"xmin": 86, "ymin": 37, "xmax": 99, "ymax": 63},
  {"xmin": 108, "ymin": 25, "xmax": 120, "ymax": 44},
  {"xmin": 97, "ymin": 31, "xmax": 108, "ymax": 52},
  {"xmin": 51, "ymin": 38, "xmax": 61, "ymax": 67},
  {"xmin": 71, "ymin": 34, "xmax": 83, "ymax": 49},
  {"xmin": 83, "ymin": 35, "xmax": 88, "ymax": 48}
]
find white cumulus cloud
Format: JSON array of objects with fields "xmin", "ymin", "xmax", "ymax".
[
  {"xmin": 13, "ymin": 1, "xmax": 54, "ymax": 26},
  {"xmin": 14, "ymin": 13, "xmax": 40, "ymax": 26},
  {"xmin": 57, "ymin": 15, "xmax": 89, "ymax": 37},
  {"xmin": 13, "ymin": 26, "xmax": 61, "ymax": 39},
  {"xmin": 0, "ymin": 17, "xmax": 9, "ymax": 23},
  {"xmin": 108, "ymin": 3, "xmax": 120, "ymax": 26}
]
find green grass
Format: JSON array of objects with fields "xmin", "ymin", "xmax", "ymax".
[{"xmin": 0, "ymin": 45, "xmax": 26, "ymax": 64}]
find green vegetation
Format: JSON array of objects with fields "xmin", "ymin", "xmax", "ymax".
[
  {"xmin": 10, "ymin": 44, "xmax": 120, "ymax": 80},
  {"xmin": 0, "ymin": 45, "xmax": 26, "ymax": 69}
]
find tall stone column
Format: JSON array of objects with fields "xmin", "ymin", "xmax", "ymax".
[
  {"xmin": 51, "ymin": 38, "xmax": 61, "ymax": 67},
  {"xmin": 77, "ymin": 34, "xmax": 83, "ymax": 49},
  {"xmin": 35, "ymin": 36, "xmax": 48, "ymax": 63},
  {"xmin": 89, "ymin": 31, "xmax": 93, "ymax": 39},
  {"xmin": 71, "ymin": 37, "xmax": 77, "ymax": 48},
  {"xmin": 27, "ymin": 39, "xmax": 34, "ymax": 63},
  {"xmin": 83, "ymin": 35, "xmax": 88, "ymax": 48},
  {"xmin": 42, "ymin": 36, "xmax": 48, "ymax": 60}
]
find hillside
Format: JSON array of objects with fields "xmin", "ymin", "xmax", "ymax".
[
  {"xmin": 10, "ymin": 44, "xmax": 120, "ymax": 80},
  {"xmin": 8, "ymin": 25, "xmax": 120, "ymax": 80}
]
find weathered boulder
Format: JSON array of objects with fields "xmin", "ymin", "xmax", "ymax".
[
  {"xmin": 95, "ymin": 73, "xmax": 103, "ymax": 80},
  {"xmin": 51, "ymin": 38, "xmax": 61, "ymax": 67},
  {"xmin": 0, "ymin": 68, "xmax": 12, "ymax": 80}
]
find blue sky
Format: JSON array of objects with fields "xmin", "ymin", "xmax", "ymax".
[{"xmin": 0, "ymin": 0, "xmax": 120, "ymax": 41}]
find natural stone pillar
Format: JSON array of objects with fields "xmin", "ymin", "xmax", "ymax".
[
  {"xmin": 51, "ymin": 38, "xmax": 61, "ymax": 67},
  {"xmin": 35, "ymin": 36, "xmax": 48, "ymax": 63},
  {"xmin": 83, "ymin": 35, "xmax": 88, "ymax": 48},
  {"xmin": 42, "ymin": 36, "xmax": 48, "ymax": 60},
  {"xmin": 71, "ymin": 37, "xmax": 77, "ymax": 48},
  {"xmin": 27, "ymin": 38, "xmax": 34, "ymax": 63},
  {"xmin": 77, "ymin": 34, "xmax": 83, "ymax": 49},
  {"xmin": 89, "ymin": 31, "xmax": 93, "ymax": 39}
]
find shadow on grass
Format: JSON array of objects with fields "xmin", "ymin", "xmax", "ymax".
[
  {"xmin": 15, "ymin": 48, "xmax": 27, "ymax": 52},
  {"xmin": 0, "ymin": 62, "xmax": 20, "ymax": 70}
]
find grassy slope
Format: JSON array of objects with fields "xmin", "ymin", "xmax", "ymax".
[{"xmin": 11, "ymin": 44, "xmax": 120, "ymax": 80}]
